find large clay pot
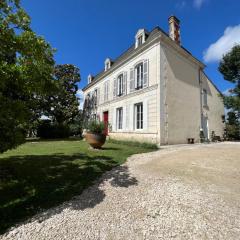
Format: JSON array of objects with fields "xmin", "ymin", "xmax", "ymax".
[{"xmin": 85, "ymin": 132, "xmax": 106, "ymax": 149}]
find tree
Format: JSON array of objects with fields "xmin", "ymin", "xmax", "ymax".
[
  {"xmin": 0, "ymin": 0, "xmax": 55, "ymax": 152},
  {"xmin": 46, "ymin": 64, "xmax": 81, "ymax": 126},
  {"xmin": 219, "ymin": 45, "xmax": 240, "ymax": 140},
  {"xmin": 219, "ymin": 45, "xmax": 240, "ymax": 117}
]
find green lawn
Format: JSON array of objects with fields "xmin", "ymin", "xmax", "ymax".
[{"xmin": 0, "ymin": 139, "xmax": 157, "ymax": 233}]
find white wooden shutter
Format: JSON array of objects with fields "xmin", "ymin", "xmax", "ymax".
[
  {"xmin": 97, "ymin": 87, "xmax": 100, "ymax": 105},
  {"xmin": 123, "ymin": 72, "xmax": 127, "ymax": 95},
  {"xmin": 129, "ymin": 104, "xmax": 134, "ymax": 131},
  {"xmin": 130, "ymin": 68, "xmax": 134, "ymax": 92},
  {"xmin": 143, "ymin": 99, "xmax": 148, "ymax": 130},
  {"xmin": 122, "ymin": 106, "xmax": 126, "ymax": 130},
  {"xmin": 125, "ymin": 105, "xmax": 129, "ymax": 130},
  {"xmin": 106, "ymin": 81, "xmax": 109, "ymax": 101},
  {"xmin": 143, "ymin": 59, "xmax": 149, "ymax": 87},
  {"xmin": 112, "ymin": 108, "xmax": 116, "ymax": 131},
  {"xmin": 104, "ymin": 82, "xmax": 107, "ymax": 102},
  {"xmin": 113, "ymin": 78, "xmax": 117, "ymax": 98}
]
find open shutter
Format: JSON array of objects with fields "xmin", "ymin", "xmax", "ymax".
[
  {"xmin": 104, "ymin": 82, "xmax": 106, "ymax": 102},
  {"xmin": 106, "ymin": 81, "xmax": 109, "ymax": 101},
  {"xmin": 113, "ymin": 78, "xmax": 117, "ymax": 98},
  {"xmin": 143, "ymin": 99, "xmax": 148, "ymax": 130},
  {"xmin": 130, "ymin": 68, "xmax": 134, "ymax": 92},
  {"xmin": 123, "ymin": 72, "xmax": 127, "ymax": 95},
  {"xmin": 97, "ymin": 88, "xmax": 100, "ymax": 105},
  {"xmin": 143, "ymin": 59, "xmax": 149, "ymax": 87}
]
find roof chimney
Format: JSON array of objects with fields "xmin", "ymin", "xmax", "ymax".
[{"xmin": 168, "ymin": 16, "xmax": 181, "ymax": 45}]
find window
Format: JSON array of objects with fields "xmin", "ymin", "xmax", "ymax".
[
  {"xmin": 203, "ymin": 89, "xmax": 207, "ymax": 106},
  {"xmin": 138, "ymin": 35, "xmax": 143, "ymax": 46},
  {"xmin": 135, "ymin": 63, "xmax": 143, "ymax": 89},
  {"xmin": 94, "ymin": 89, "xmax": 98, "ymax": 106},
  {"xmin": 116, "ymin": 107, "xmax": 123, "ymax": 130},
  {"xmin": 135, "ymin": 103, "xmax": 143, "ymax": 129},
  {"xmin": 104, "ymin": 81, "xmax": 109, "ymax": 102},
  {"xmin": 117, "ymin": 74, "xmax": 124, "ymax": 96}
]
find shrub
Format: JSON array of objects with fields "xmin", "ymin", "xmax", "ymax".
[
  {"xmin": 86, "ymin": 120, "xmax": 105, "ymax": 134},
  {"xmin": 37, "ymin": 120, "xmax": 70, "ymax": 139}
]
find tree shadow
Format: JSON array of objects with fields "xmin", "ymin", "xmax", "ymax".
[{"xmin": 0, "ymin": 152, "xmax": 137, "ymax": 233}]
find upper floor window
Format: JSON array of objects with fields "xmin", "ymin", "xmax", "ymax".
[
  {"xmin": 135, "ymin": 63, "xmax": 143, "ymax": 89},
  {"xmin": 116, "ymin": 107, "xmax": 123, "ymax": 130},
  {"xmin": 93, "ymin": 88, "xmax": 99, "ymax": 106},
  {"xmin": 113, "ymin": 72, "xmax": 127, "ymax": 98},
  {"xmin": 203, "ymin": 89, "xmax": 207, "ymax": 107},
  {"xmin": 135, "ymin": 103, "xmax": 143, "ymax": 129},
  {"xmin": 130, "ymin": 60, "xmax": 148, "ymax": 92},
  {"xmin": 104, "ymin": 81, "xmax": 109, "ymax": 102},
  {"xmin": 117, "ymin": 74, "xmax": 124, "ymax": 96}
]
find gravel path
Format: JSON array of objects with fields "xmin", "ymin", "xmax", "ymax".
[{"xmin": 1, "ymin": 142, "xmax": 240, "ymax": 240}]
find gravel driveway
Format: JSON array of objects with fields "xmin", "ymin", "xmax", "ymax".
[{"xmin": 1, "ymin": 142, "xmax": 240, "ymax": 240}]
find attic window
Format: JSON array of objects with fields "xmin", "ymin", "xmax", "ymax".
[
  {"xmin": 138, "ymin": 35, "xmax": 143, "ymax": 46},
  {"xmin": 105, "ymin": 58, "xmax": 112, "ymax": 71},
  {"xmin": 135, "ymin": 29, "xmax": 148, "ymax": 48},
  {"xmin": 88, "ymin": 74, "xmax": 93, "ymax": 84}
]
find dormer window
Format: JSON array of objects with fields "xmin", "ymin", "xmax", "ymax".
[
  {"xmin": 135, "ymin": 29, "xmax": 148, "ymax": 48},
  {"xmin": 88, "ymin": 74, "xmax": 93, "ymax": 84},
  {"xmin": 105, "ymin": 58, "xmax": 112, "ymax": 71},
  {"xmin": 138, "ymin": 35, "xmax": 143, "ymax": 46}
]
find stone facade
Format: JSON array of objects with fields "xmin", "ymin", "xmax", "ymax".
[{"xmin": 83, "ymin": 17, "xmax": 224, "ymax": 145}]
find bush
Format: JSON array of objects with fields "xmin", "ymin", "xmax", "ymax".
[
  {"xmin": 86, "ymin": 120, "xmax": 105, "ymax": 134},
  {"xmin": 37, "ymin": 120, "xmax": 70, "ymax": 139}
]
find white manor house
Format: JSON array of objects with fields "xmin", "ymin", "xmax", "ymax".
[{"xmin": 83, "ymin": 16, "xmax": 224, "ymax": 145}]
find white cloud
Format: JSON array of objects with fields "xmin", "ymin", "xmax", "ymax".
[
  {"xmin": 76, "ymin": 89, "xmax": 84, "ymax": 110},
  {"xmin": 193, "ymin": 0, "xmax": 207, "ymax": 9},
  {"xmin": 222, "ymin": 88, "xmax": 232, "ymax": 96},
  {"xmin": 175, "ymin": 1, "xmax": 186, "ymax": 10},
  {"xmin": 203, "ymin": 25, "xmax": 240, "ymax": 63}
]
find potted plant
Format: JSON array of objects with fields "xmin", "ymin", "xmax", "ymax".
[{"xmin": 85, "ymin": 120, "xmax": 106, "ymax": 148}]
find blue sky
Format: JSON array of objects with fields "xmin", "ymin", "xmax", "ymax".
[{"xmin": 22, "ymin": 0, "xmax": 240, "ymax": 96}]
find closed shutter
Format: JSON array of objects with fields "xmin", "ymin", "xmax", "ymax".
[
  {"xmin": 113, "ymin": 78, "xmax": 117, "ymax": 98},
  {"xmin": 123, "ymin": 72, "xmax": 127, "ymax": 95},
  {"xmin": 130, "ymin": 68, "xmax": 134, "ymax": 92},
  {"xmin": 143, "ymin": 59, "xmax": 149, "ymax": 87}
]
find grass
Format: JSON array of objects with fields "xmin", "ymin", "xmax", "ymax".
[{"xmin": 0, "ymin": 139, "xmax": 157, "ymax": 233}]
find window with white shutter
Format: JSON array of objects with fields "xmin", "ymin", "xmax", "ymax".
[{"xmin": 135, "ymin": 63, "xmax": 143, "ymax": 89}]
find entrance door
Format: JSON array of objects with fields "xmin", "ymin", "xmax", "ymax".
[{"xmin": 103, "ymin": 111, "xmax": 109, "ymax": 135}]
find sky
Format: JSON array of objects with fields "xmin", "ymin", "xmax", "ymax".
[{"xmin": 21, "ymin": 0, "xmax": 240, "ymax": 100}]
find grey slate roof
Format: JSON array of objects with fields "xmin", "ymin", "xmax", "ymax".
[{"xmin": 83, "ymin": 26, "xmax": 204, "ymax": 91}]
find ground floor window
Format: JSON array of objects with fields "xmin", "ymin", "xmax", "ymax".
[
  {"xmin": 135, "ymin": 102, "xmax": 143, "ymax": 129},
  {"xmin": 116, "ymin": 107, "xmax": 123, "ymax": 129}
]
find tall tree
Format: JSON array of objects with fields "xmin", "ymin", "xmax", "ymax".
[
  {"xmin": 0, "ymin": 0, "xmax": 55, "ymax": 152},
  {"xmin": 219, "ymin": 44, "xmax": 240, "ymax": 140},
  {"xmin": 219, "ymin": 45, "xmax": 240, "ymax": 117},
  {"xmin": 46, "ymin": 64, "xmax": 81, "ymax": 125}
]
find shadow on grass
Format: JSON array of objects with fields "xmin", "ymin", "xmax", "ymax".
[{"xmin": 0, "ymin": 153, "xmax": 137, "ymax": 234}]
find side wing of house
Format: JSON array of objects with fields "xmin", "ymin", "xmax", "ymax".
[
  {"xmin": 200, "ymin": 73, "xmax": 225, "ymax": 138},
  {"xmin": 160, "ymin": 42, "xmax": 202, "ymax": 144}
]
